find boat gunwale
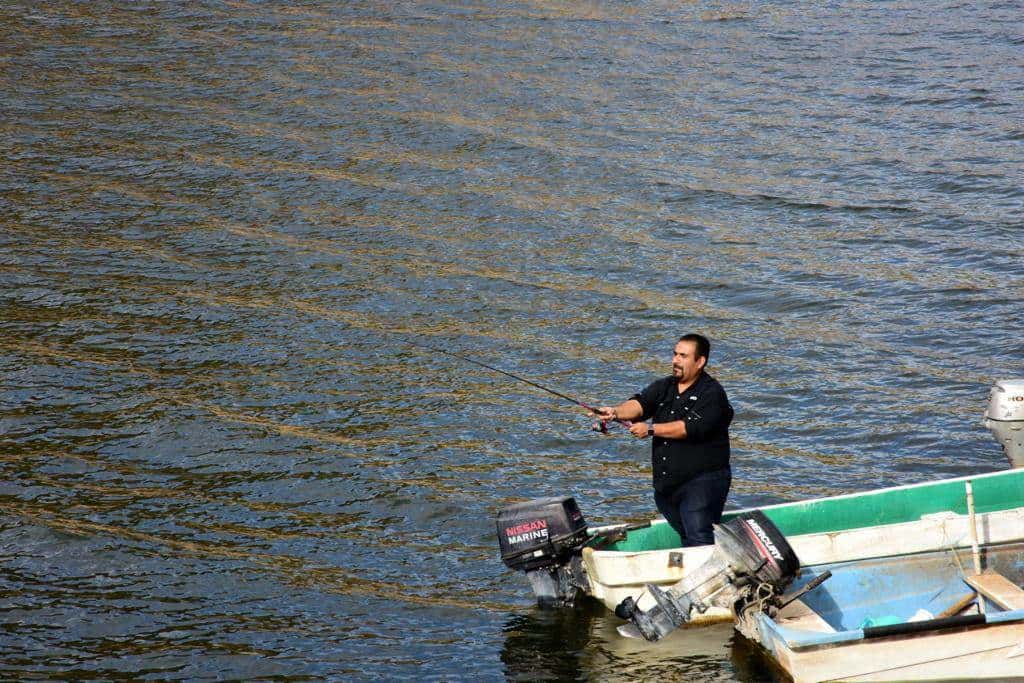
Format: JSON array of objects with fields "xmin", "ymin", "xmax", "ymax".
[
  {"xmin": 599, "ymin": 467, "xmax": 1024, "ymax": 554},
  {"xmin": 732, "ymin": 467, "xmax": 1015, "ymax": 515}
]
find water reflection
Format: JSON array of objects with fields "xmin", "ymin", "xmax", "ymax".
[
  {"xmin": 501, "ymin": 603, "xmax": 596, "ymax": 681},
  {"xmin": 500, "ymin": 600, "xmax": 780, "ymax": 681}
]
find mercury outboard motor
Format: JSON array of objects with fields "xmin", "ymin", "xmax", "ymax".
[
  {"xmin": 616, "ymin": 510, "xmax": 799, "ymax": 642},
  {"xmin": 496, "ymin": 496, "xmax": 591, "ymax": 605},
  {"xmin": 985, "ymin": 380, "xmax": 1024, "ymax": 469}
]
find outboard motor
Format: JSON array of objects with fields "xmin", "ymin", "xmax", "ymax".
[
  {"xmin": 985, "ymin": 380, "xmax": 1024, "ymax": 469},
  {"xmin": 496, "ymin": 496, "xmax": 591, "ymax": 605},
  {"xmin": 616, "ymin": 510, "xmax": 799, "ymax": 642}
]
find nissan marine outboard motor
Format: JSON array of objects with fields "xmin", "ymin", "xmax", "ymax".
[
  {"xmin": 616, "ymin": 510, "xmax": 799, "ymax": 642},
  {"xmin": 496, "ymin": 496, "xmax": 591, "ymax": 605}
]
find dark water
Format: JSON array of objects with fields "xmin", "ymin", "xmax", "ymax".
[{"xmin": 2, "ymin": 0, "xmax": 1022, "ymax": 679}]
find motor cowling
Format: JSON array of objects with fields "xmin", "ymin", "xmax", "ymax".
[
  {"xmin": 617, "ymin": 510, "xmax": 799, "ymax": 642},
  {"xmin": 496, "ymin": 496, "xmax": 590, "ymax": 605},
  {"xmin": 985, "ymin": 379, "xmax": 1024, "ymax": 469}
]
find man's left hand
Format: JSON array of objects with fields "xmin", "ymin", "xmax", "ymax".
[{"xmin": 629, "ymin": 422, "xmax": 650, "ymax": 438}]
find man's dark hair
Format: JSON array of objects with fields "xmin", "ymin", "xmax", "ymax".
[{"xmin": 679, "ymin": 333, "xmax": 710, "ymax": 361}]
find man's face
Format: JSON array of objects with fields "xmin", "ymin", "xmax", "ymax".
[{"xmin": 672, "ymin": 340, "xmax": 706, "ymax": 383}]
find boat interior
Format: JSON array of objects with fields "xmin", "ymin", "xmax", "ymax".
[{"xmin": 768, "ymin": 540, "xmax": 1024, "ymax": 645}]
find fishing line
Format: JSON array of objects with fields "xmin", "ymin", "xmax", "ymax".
[{"xmin": 404, "ymin": 338, "xmax": 630, "ymax": 433}]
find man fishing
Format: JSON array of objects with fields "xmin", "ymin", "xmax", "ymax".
[{"xmin": 593, "ymin": 333, "xmax": 733, "ymax": 547}]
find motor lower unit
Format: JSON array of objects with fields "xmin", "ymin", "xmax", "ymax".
[
  {"xmin": 615, "ymin": 510, "xmax": 800, "ymax": 642},
  {"xmin": 985, "ymin": 379, "xmax": 1024, "ymax": 469},
  {"xmin": 496, "ymin": 496, "xmax": 591, "ymax": 605}
]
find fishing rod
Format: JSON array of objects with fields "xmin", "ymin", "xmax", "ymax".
[{"xmin": 406, "ymin": 339, "xmax": 630, "ymax": 433}]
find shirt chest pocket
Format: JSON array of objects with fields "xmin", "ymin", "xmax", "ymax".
[
  {"xmin": 656, "ymin": 396, "xmax": 685, "ymax": 421},
  {"xmin": 667, "ymin": 393, "xmax": 700, "ymax": 420}
]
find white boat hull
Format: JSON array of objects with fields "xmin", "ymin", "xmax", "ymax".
[{"xmin": 761, "ymin": 617, "xmax": 1024, "ymax": 682}]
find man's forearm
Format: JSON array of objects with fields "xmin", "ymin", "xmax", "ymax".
[
  {"xmin": 612, "ymin": 399, "xmax": 644, "ymax": 422},
  {"xmin": 651, "ymin": 420, "xmax": 687, "ymax": 440}
]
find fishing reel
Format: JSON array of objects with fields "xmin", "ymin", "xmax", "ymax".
[
  {"xmin": 587, "ymin": 407, "xmax": 633, "ymax": 435},
  {"xmin": 590, "ymin": 418, "xmax": 635, "ymax": 434}
]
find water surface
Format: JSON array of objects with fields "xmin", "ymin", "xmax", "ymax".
[{"xmin": 2, "ymin": 0, "xmax": 1022, "ymax": 679}]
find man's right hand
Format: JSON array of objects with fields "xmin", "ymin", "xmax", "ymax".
[{"xmin": 591, "ymin": 406, "xmax": 617, "ymax": 422}]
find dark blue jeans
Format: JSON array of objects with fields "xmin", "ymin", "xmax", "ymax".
[{"xmin": 654, "ymin": 467, "xmax": 731, "ymax": 547}]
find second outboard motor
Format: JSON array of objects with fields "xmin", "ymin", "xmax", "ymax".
[
  {"xmin": 985, "ymin": 379, "xmax": 1024, "ymax": 469},
  {"xmin": 496, "ymin": 496, "xmax": 590, "ymax": 605},
  {"xmin": 616, "ymin": 510, "xmax": 799, "ymax": 642}
]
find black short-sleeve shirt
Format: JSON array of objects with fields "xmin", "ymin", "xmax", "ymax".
[{"xmin": 632, "ymin": 371, "xmax": 733, "ymax": 492}]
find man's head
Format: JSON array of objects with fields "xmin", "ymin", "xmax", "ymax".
[{"xmin": 672, "ymin": 333, "xmax": 710, "ymax": 384}]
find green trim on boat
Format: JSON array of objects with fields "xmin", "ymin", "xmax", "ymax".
[{"xmin": 606, "ymin": 468, "xmax": 1024, "ymax": 553}]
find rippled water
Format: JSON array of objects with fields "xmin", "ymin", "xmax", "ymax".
[{"xmin": 2, "ymin": 0, "xmax": 1022, "ymax": 679}]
